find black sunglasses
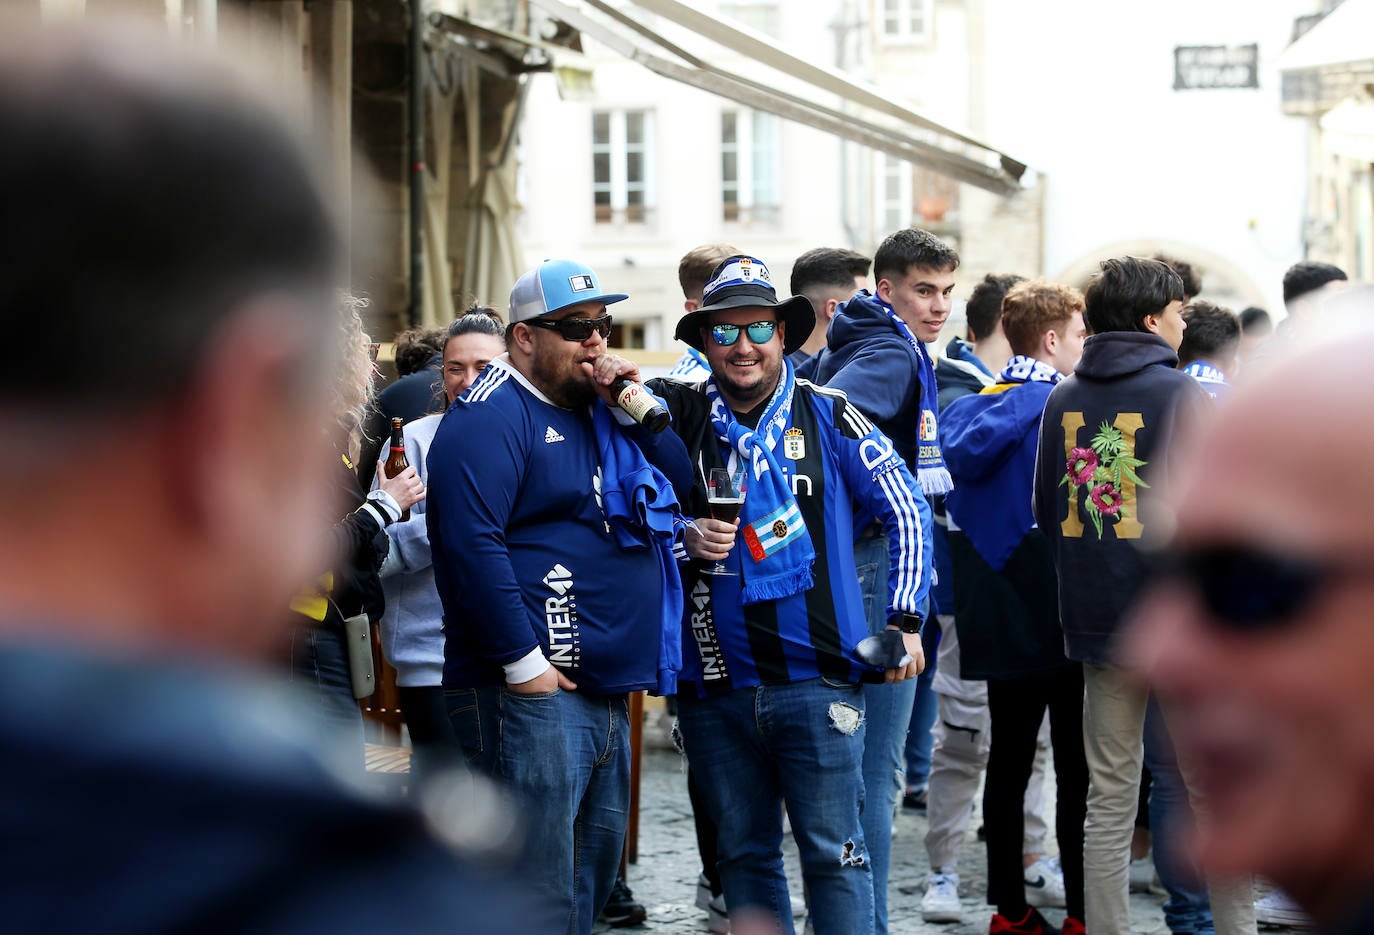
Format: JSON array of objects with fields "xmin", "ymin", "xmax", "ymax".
[
  {"xmin": 1152, "ymin": 544, "xmax": 1358, "ymax": 631},
  {"xmin": 527, "ymin": 315, "xmax": 613, "ymax": 342},
  {"xmin": 709, "ymin": 320, "xmax": 777, "ymax": 347}
]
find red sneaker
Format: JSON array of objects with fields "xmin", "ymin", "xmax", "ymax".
[
  {"xmin": 1062, "ymin": 918, "xmax": 1086, "ymax": 935},
  {"xmin": 989, "ymin": 907, "xmax": 1054, "ymax": 934}
]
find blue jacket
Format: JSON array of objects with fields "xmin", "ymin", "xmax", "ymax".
[
  {"xmin": 929, "ymin": 339, "xmax": 992, "ymax": 615},
  {"xmin": 808, "ymin": 290, "xmax": 924, "ymax": 472},
  {"xmin": 943, "ymin": 380, "xmax": 1069, "ymax": 679},
  {"xmin": 428, "ymin": 358, "xmax": 693, "ymax": 695},
  {"xmin": 649, "ymin": 377, "xmax": 932, "ymax": 695}
]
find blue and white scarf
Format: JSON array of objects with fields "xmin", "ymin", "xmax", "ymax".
[
  {"xmin": 874, "ymin": 298, "xmax": 952, "ymax": 495},
  {"xmin": 665, "ymin": 347, "xmax": 711, "ymax": 382},
  {"xmin": 705, "ymin": 360, "xmax": 816, "ymax": 604},
  {"xmin": 1181, "ymin": 360, "xmax": 1229, "ymax": 399},
  {"xmin": 592, "ymin": 404, "xmax": 685, "ymax": 694},
  {"xmin": 999, "ymin": 355, "xmax": 1064, "ymax": 385}
]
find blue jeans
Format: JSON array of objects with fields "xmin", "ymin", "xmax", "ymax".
[
  {"xmin": 289, "ymin": 624, "xmax": 364, "ymax": 769},
  {"xmin": 447, "ymin": 685, "xmax": 630, "ymax": 935},
  {"xmin": 677, "ymin": 679, "xmax": 875, "ymax": 935},
  {"xmin": 904, "ymin": 625, "xmax": 941, "ymax": 790},
  {"xmin": 1146, "ymin": 696, "xmax": 1214, "ymax": 935},
  {"xmin": 855, "ymin": 533, "xmax": 918, "ymax": 935}
]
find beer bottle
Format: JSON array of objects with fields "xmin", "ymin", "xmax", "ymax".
[
  {"xmin": 609, "ymin": 377, "xmax": 670, "ymax": 433},
  {"xmin": 383, "ymin": 416, "xmax": 411, "ymax": 521}
]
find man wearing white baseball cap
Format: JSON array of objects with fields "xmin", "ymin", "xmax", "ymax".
[{"xmin": 426, "ymin": 258, "xmax": 694, "ymax": 935}]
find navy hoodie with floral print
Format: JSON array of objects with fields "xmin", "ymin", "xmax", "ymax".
[{"xmin": 1032, "ymin": 332, "xmax": 1207, "ymax": 664}]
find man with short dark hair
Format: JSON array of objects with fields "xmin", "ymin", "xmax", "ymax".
[
  {"xmin": 428, "ymin": 258, "xmax": 692, "ymax": 935},
  {"xmin": 1154, "ymin": 255, "xmax": 1202, "ymax": 303},
  {"xmin": 787, "ymin": 246, "xmax": 871, "ymax": 372},
  {"xmin": 1237, "ymin": 306, "xmax": 1272, "ymax": 368},
  {"xmin": 1033, "ymin": 257, "xmax": 1255, "ymax": 935},
  {"xmin": 806, "ymin": 228, "xmax": 957, "ymax": 933},
  {"xmin": 1283, "ymin": 261, "xmax": 1348, "ymax": 314},
  {"xmin": 1178, "ymin": 300, "xmax": 1241, "ymax": 398},
  {"xmin": 666, "ymin": 243, "xmax": 741, "ymax": 382},
  {"xmin": 0, "ymin": 20, "xmax": 550, "ymax": 933},
  {"xmin": 939, "ymin": 273, "xmax": 1021, "ymax": 407},
  {"xmin": 649, "ymin": 254, "xmax": 932, "ymax": 935}
]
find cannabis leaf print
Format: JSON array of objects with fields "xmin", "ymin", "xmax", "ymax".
[{"xmin": 1060, "ymin": 421, "xmax": 1148, "ymax": 537}]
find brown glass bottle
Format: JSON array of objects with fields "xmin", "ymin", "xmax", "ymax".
[
  {"xmin": 610, "ymin": 377, "xmax": 670, "ymax": 433},
  {"xmin": 383, "ymin": 416, "xmax": 411, "ymax": 521}
]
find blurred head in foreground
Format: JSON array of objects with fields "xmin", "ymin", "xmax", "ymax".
[
  {"xmin": 1125, "ymin": 324, "xmax": 1374, "ymax": 930},
  {"xmin": 0, "ymin": 18, "xmax": 343, "ymax": 659}
]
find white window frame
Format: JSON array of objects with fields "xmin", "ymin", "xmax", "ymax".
[
  {"xmin": 592, "ymin": 108, "xmax": 656, "ymax": 225},
  {"xmin": 721, "ymin": 108, "xmax": 781, "ymax": 226},
  {"xmin": 878, "ymin": 0, "xmax": 934, "ymax": 42},
  {"xmin": 878, "ymin": 153, "xmax": 913, "ymax": 233}
]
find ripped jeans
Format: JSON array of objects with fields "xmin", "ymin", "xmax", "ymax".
[{"xmin": 676, "ymin": 678, "xmax": 875, "ymax": 935}]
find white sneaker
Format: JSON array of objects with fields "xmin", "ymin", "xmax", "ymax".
[
  {"xmin": 1129, "ymin": 853, "xmax": 1163, "ymax": 894},
  {"xmin": 695, "ymin": 873, "xmax": 713, "ymax": 911},
  {"xmin": 921, "ymin": 870, "xmax": 963, "ymax": 923},
  {"xmin": 1255, "ymin": 889, "xmax": 1312, "ymax": 929},
  {"xmin": 705, "ymin": 891, "xmax": 729, "ymax": 934},
  {"xmin": 1023, "ymin": 856, "xmax": 1067, "ymax": 908}
]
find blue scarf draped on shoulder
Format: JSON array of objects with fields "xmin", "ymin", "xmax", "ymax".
[
  {"xmin": 873, "ymin": 297, "xmax": 952, "ymax": 495},
  {"xmin": 705, "ymin": 359, "xmax": 816, "ymax": 604},
  {"xmin": 591, "ymin": 404, "xmax": 685, "ymax": 695},
  {"xmin": 999, "ymin": 355, "xmax": 1064, "ymax": 386}
]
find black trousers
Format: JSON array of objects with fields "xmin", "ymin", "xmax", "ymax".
[
  {"xmin": 984, "ymin": 666, "xmax": 1089, "ymax": 921},
  {"xmin": 398, "ymin": 684, "xmax": 461, "ymax": 781}
]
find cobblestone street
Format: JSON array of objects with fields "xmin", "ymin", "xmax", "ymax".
[{"xmin": 599, "ymin": 732, "xmax": 1183, "ymax": 935}]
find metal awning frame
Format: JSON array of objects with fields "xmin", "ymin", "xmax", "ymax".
[{"xmin": 529, "ymin": 0, "xmax": 1027, "ymax": 195}]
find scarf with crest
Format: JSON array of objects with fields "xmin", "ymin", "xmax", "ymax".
[
  {"xmin": 873, "ymin": 298, "xmax": 951, "ymax": 495},
  {"xmin": 704, "ymin": 360, "xmax": 815, "ymax": 604}
]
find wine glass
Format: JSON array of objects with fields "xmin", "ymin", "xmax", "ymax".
[{"xmin": 706, "ymin": 467, "xmax": 746, "ymax": 576}]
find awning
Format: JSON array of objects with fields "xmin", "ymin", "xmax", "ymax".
[
  {"xmin": 1320, "ymin": 96, "xmax": 1374, "ymax": 162},
  {"xmin": 528, "ymin": 0, "xmax": 1028, "ymax": 195},
  {"xmin": 1279, "ymin": 0, "xmax": 1374, "ymax": 72}
]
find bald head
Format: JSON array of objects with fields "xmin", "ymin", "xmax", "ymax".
[{"xmin": 1127, "ymin": 326, "xmax": 1374, "ymax": 924}]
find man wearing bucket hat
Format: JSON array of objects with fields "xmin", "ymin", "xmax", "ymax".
[
  {"xmin": 426, "ymin": 258, "xmax": 694, "ymax": 935},
  {"xmin": 647, "ymin": 254, "xmax": 933, "ymax": 935}
]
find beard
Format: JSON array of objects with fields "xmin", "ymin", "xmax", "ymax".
[
  {"xmin": 712, "ymin": 354, "xmax": 783, "ymax": 411},
  {"xmin": 529, "ymin": 339, "xmax": 598, "ymax": 409}
]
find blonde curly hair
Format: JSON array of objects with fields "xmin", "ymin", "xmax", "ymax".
[{"xmin": 332, "ymin": 292, "xmax": 375, "ymax": 437}]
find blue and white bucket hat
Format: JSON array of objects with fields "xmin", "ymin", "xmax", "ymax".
[{"xmin": 674, "ymin": 254, "xmax": 815, "ymax": 355}]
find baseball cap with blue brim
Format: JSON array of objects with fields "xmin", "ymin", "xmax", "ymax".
[
  {"xmin": 509, "ymin": 258, "xmax": 629, "ymax": 322},
  {"xmin": 674, "ymin": 254, "xmax": 814, "ymax": 355}
]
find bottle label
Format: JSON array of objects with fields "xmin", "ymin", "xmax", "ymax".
[{"xmin": 615, "ymin": 382, "xmax": 657, "ymax": 424}]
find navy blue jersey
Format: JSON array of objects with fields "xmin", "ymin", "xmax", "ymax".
[
  {"xmin": 650, "ymin": 378, "xmax": 933, "ymax": 695},
  {"xmin": 428, "ymin": 359, "xmax": 683, "ymax": 694}
]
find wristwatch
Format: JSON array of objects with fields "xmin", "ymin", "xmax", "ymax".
[{"xmin": 891, "ymin": 612, "xmax": 924, "ymax": 635}]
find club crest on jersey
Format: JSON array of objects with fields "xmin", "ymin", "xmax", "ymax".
[
  {"xmin": 783, "ymin": 426, "xmax": 806, "ymax": 461},
  {"xmin": 919, "ymin": 408, "xmax": 939, "ymax": 441}
]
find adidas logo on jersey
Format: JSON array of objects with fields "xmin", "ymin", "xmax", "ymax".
[{"xmin": 544, "ymin": 426, "xmax": 566, "ymax": 444}]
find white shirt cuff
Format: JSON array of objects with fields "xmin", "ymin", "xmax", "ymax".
[
  {"xmin": 367, "ymin": 489, "xmax": 403, "ymax": 523},
  {"xmin": 503, "ymin": 649, "xmax": 551, "ymax": 685}
]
